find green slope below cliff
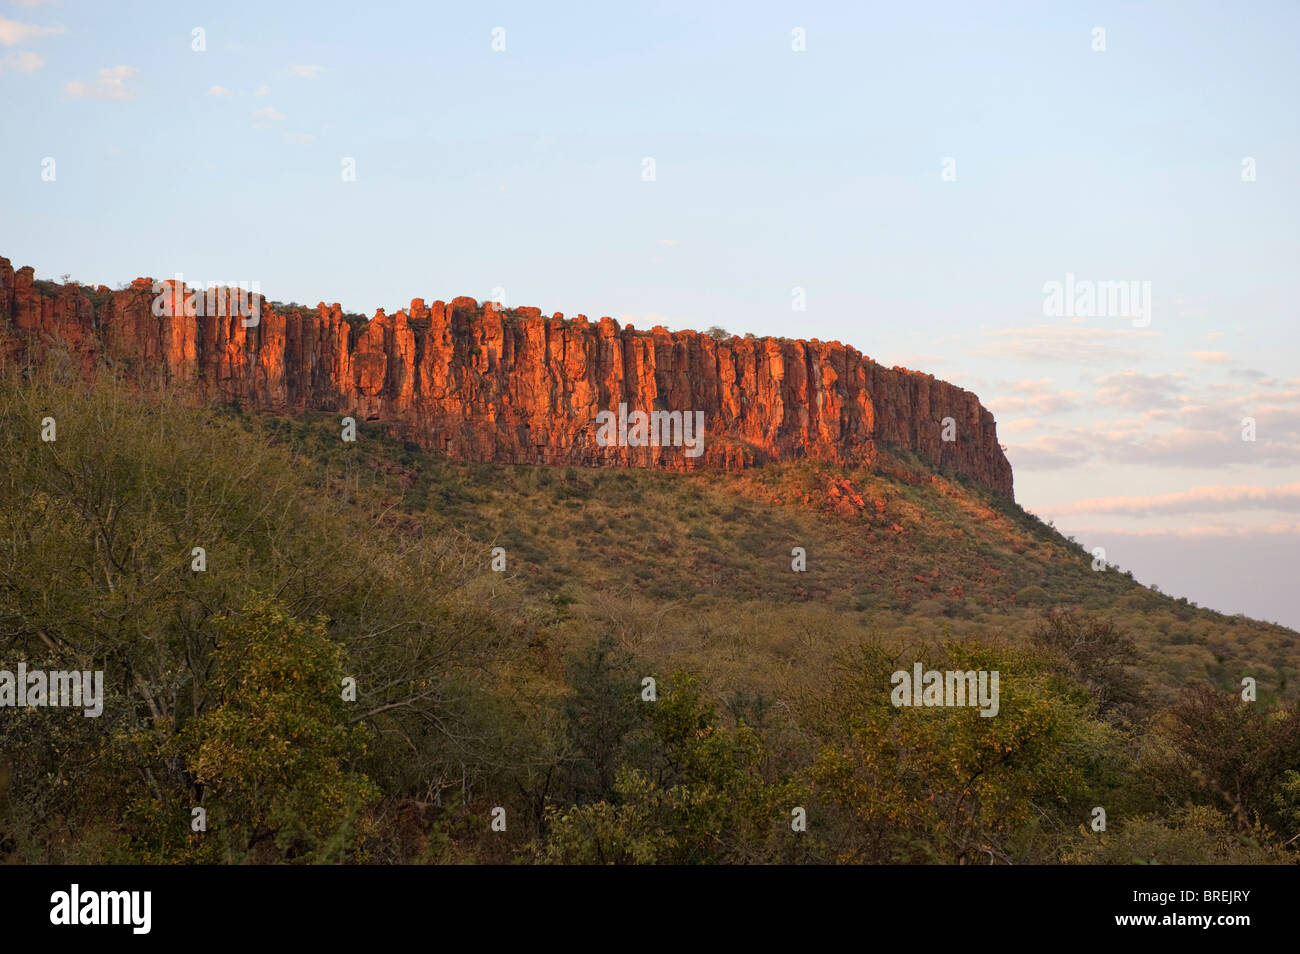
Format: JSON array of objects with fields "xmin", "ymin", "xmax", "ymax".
[{"xmin": 2, "ymin": 367, "xmax": 1296, "ymax": 865}]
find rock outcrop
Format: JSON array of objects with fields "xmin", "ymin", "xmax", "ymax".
[{"xmin": 0, "ymin": 257, "xmax": 1014, "ymax": 497}]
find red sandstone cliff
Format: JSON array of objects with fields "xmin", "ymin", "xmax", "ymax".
[{"xmin": 0, "ymin": 257, "xmax": 1014, "ymax": 498}]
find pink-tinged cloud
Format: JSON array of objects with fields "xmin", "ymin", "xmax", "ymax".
[
  {"xmin": 986, "ymin": 377, "xmax": 1080, "ymax": 416},
  {"xmin": 66, "ymin": 65, "xmax": 138, "ymax": 100},
  {"xmin": 0, "ymin": 15, "xmax": 63, "ymax": 45},
  {"xmin": 1064, "ymin": 523, "xmax": 1300, "ymax": 539},
  {"xmin": 1001, "ymin": 417, "xmax": 1039, "ymax": 433},
  {"xmin": 1036, "ymin": 481, "xmax": 1300, "ymax": 517},
  {"xmin": 1185, "ymin": 350, "xmax": 1232, "ymax": 364}
]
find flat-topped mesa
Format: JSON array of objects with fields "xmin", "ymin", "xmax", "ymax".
[{"xmin": 0, "ymin": 257, "xmax": 1014, "ymax": 498}]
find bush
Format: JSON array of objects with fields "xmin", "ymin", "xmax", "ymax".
[{"xmin": 1015, "ymin": 585, "xmax": 1049, "ymax": 606}]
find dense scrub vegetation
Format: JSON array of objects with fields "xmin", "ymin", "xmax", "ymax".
[{"xmin": 0, "ymin": 364, "xmax": 1296, "ymax": 864}]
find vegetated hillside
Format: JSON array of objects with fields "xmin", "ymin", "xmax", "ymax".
[
  {"xmin": 270, "ymin": 410, "xmax": 1294, "ymax": 708},
  {"xmin": 2, "ymin": 365, "xmax": 1297, "ymax": 866}
]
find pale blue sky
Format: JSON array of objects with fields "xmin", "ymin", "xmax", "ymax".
[{"xmin": 3, "ymin": 0, "xmax": 1298, "ymax": 625}]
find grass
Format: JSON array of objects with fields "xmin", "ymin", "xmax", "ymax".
[{"xmin": 258, "ymin": 408, "xmax": 1298, "ymax": 709}]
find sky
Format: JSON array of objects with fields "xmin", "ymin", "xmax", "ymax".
[{"xmin": 2, "ymin": 0, "xmax": 1298, "ymax": 627}]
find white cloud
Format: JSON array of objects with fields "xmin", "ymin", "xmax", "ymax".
[
  {"xmin": 253, "ymin": 106, "xmax": 285, "ymax": 121},
  {"xmin": 65, "ymin": 65, "xmax": 138, "ymax": 101},
  {"xmin": 290, "ymin": 64, "xmax": 324, "ymax": 79},
  {"xmin": 0, "ymin": 15, "xmax": 62, "ymax": 45},
  {"xmin": 970, "ymin": 324, "xmax": 1159, "ymax": 364},
  {"xmin": 282, "ymin": 131, "xmax": 314, "ymax": 146},
  {"xmin": 208, "ymin": 85, "xmax": 231, "ymax": 97},
  {"xmin": 1006, "ymin": 393, "xmax": 1300, "ymax": 471},
  {"xmin": 1093, "ymin": 370, "xmax": 1187, "ymax": 410},
  {"xmin": 1003, "ymin": 432, "xmax": 1093, "ymax": 470},
  {"xmin": 976, "ymin": 340, "xmax": 1294, "ymax": 472},
  {"xmin": 255, "ymin": 85, "xmax": 270, "ymax": 96},
  {"xmin": 1230, "ymin": 368, "xmax": 1269, "ymax": 381},
  {"xmin": 0, "ymin": 49, "xmax": 42, "ymax": 72}
]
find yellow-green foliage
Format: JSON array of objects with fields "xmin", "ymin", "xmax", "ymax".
[
  {"xmin": 805, "ymin": 643, "xmax": 1126, "ymax": 863},
  {"xmin": 1, "ymin": 365, "xmax": 1297, "ymax": 865}
]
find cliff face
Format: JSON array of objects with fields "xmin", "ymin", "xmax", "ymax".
[{"xmin": 0, "ymin": 257, "xmax": 1013, "ymax": 498}]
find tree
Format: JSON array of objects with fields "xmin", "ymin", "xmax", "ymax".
[
  {"xmin": 1156, "ymin": 686, "xmax": 1300, "ymax": 836},
  {"xmin": 540, "ymin": 672, "xmax": 805, "ymax": 864},
  {"xmin": 166, "ymin": 599, "xmax": 379, "ymax": 862},
  {"xmin": 805, "ymin": 642, "xmax": 1124, "ymax": 864},
  {"xmin": 1063, "ymin": 805, "xmax": 1277, "ymax": 864},
  {"xmin": 561, "ymin": 636, "xmax": 644, "ymax": 802},
  {"xmin": 1030, "ymin": 609, "xmax": 1144, "ymax": 723},
  {"xmin": 0, "ymin": 366, "xmax": 506, "ymax": 862}
]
